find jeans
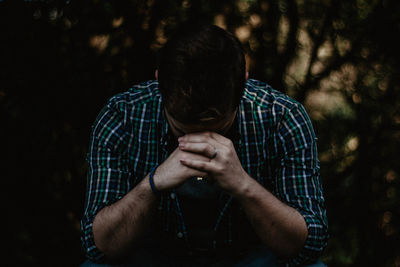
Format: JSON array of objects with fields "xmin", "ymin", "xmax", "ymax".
[{"xmin": 81, "ymin": 245, "xmax": 326, "ymax": 267}]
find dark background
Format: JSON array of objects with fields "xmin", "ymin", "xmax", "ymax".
[{"xmin": 2, "ymin": 0, "xmax": 400, "ymax": 266}]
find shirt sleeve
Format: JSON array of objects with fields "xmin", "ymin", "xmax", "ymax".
[
  {"xmin": 274, "ymin": 103, "xmax": 329, "ymax": 266},
  {"xmin": 81, "ymin": 96, "xmax": 133, "ymax": 262}
]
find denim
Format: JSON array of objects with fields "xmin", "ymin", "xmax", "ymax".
[{"xmin": 80, "ymin": 245, "xmax": 326, "ymax": 267}]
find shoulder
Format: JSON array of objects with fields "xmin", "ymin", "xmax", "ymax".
[
  {"xmin": 102, "ymin": 80, "xmax": 161, "ymax": 122},
  {"xmin": 106, "ymin": 80, "xmax": 160, "ymax": 110},
  {"xmin": 92, "ymin": 80, "xmax": 161, "ymax": 129},
  {"xmin": 243, "ymin": 79, "xmax": 307, "ymax": 126},
  {"xmin": 243, "ymin": 79, "xmax": 300, "ymax": 113}
]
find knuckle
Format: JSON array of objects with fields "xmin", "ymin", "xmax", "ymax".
[
  {"xmin": 182, "ymin": 142, "xmax": 190, "ymax": 148},
  {"xmin": 216, "ymin": 165, "xmax": 224, "ymax": 173},
  {"xmin": 220, "ymin": 147, "xmax": 229, "ymax": 156},
  {"xmin": 225, "ymin": 139, "xmax": 233, "ymax": 147}
]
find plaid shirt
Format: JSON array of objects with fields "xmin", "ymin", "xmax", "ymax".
[{"xmin": 81, "ymin": 79, "xmax": 328, "ymax": 266}]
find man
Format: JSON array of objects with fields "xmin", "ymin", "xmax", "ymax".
[{"xmin": 81, "ymin": 25, "xmax": 328, "ymax": 266}]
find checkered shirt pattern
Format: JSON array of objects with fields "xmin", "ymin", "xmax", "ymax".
[{"xmin": 81, "ymin": 79, "xmax": 328, "ymax": 266}]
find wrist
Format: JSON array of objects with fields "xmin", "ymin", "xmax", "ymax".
[
  {"xmin": 149, "ymin": 166, "xmax": 160, "ymax": 195},
  {"xmin": 151, "ymin": 163, "xmax": 169, "ymax": 192},
  {"xmin": 230, "ymin": 170, "xmax": 254, "ymax": 199}
]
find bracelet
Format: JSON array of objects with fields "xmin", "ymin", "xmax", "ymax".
[{"xmin": 149, "ymin": 165, "xmax": 160, "ymax": 195}]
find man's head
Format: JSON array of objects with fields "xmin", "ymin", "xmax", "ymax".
[{"xmin": 157, "ymin": 25, "xmax": 247, "ymax": 136}]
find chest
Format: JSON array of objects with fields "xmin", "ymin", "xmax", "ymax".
[{"xmin": 128, "ymin": 125, "xmax": 278, "ymax": 191}]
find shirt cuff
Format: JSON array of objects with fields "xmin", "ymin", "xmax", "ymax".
[
  {"xmin": 81, "ymin": 195, "xmax": 124, "ymax": 263},
  {"xmin": 283, "ymin": 211, "xmax": 329, "ymax": 266}
]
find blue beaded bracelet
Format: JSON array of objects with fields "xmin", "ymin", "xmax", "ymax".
[{"xmin": 149, "ymin": 166, "xmax": 160, "ymax": 195}]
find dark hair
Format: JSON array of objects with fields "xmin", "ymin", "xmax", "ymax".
[{"xmin": 157, "ymin": 25, "xmax": 246, "ymax": 124}]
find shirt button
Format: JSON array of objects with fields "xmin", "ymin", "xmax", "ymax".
[
  {"xmin": 170, "ymin": 193, "xmax": 176, "ymax": 199},
  {"xmin": 177, "ymin": 232, "xmax": 183, "ymax": 238}
]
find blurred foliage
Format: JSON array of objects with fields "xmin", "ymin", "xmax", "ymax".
[{"xmin": 2, "ymin": 0, "xmax": 400, "ymax": 266}]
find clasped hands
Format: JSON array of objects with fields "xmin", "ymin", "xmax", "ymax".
[
  {"xmin": 153, "ymin": 131, "xmax": 249, "ymax": 196},
  {"xmin": 156, "ymin": 132, "xmax": 248, "ymax": 197}
]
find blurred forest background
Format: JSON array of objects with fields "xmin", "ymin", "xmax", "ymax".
[{"xmin": 2, "ymin": 0, "xmax": 400, "ymax": 266}]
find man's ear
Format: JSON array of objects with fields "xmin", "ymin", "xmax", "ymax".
[{"xmin": 155, "ymin": 69, "xmax": 158, "ymax": 80}]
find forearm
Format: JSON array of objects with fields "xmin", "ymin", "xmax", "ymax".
[
  {"xmin": 233, "ymin": 174, "xmax": 308, "ymax": 258},
  {"xmin": 92, "ymin": 173, "xmax": 157, "ymax": 261}
]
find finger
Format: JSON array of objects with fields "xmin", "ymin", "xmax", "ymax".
[
  {"xmin": 179, "ymin": 131, "xmax": 232, "ymax": 148},
  {"xmin": 179, "ymin": 142, "xmax": 217, "ymax": 158},
  {"xmin": 186, "ymin": 168, "xmax": 208, "ymax": 178},
  {"xmin": 180, "ymin": 158, "xmax": 217, "ymax": 173},
  {"xmin": 209, "ymin": 131, "xmax": 232, "ymax": 147},
  {"xmin": 178, "ymin": 132, "xmax": 220, "ymax": 147},
  {"xmin": 180, "ymin": 150, "xmax": 211, "ymax": 162}
]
